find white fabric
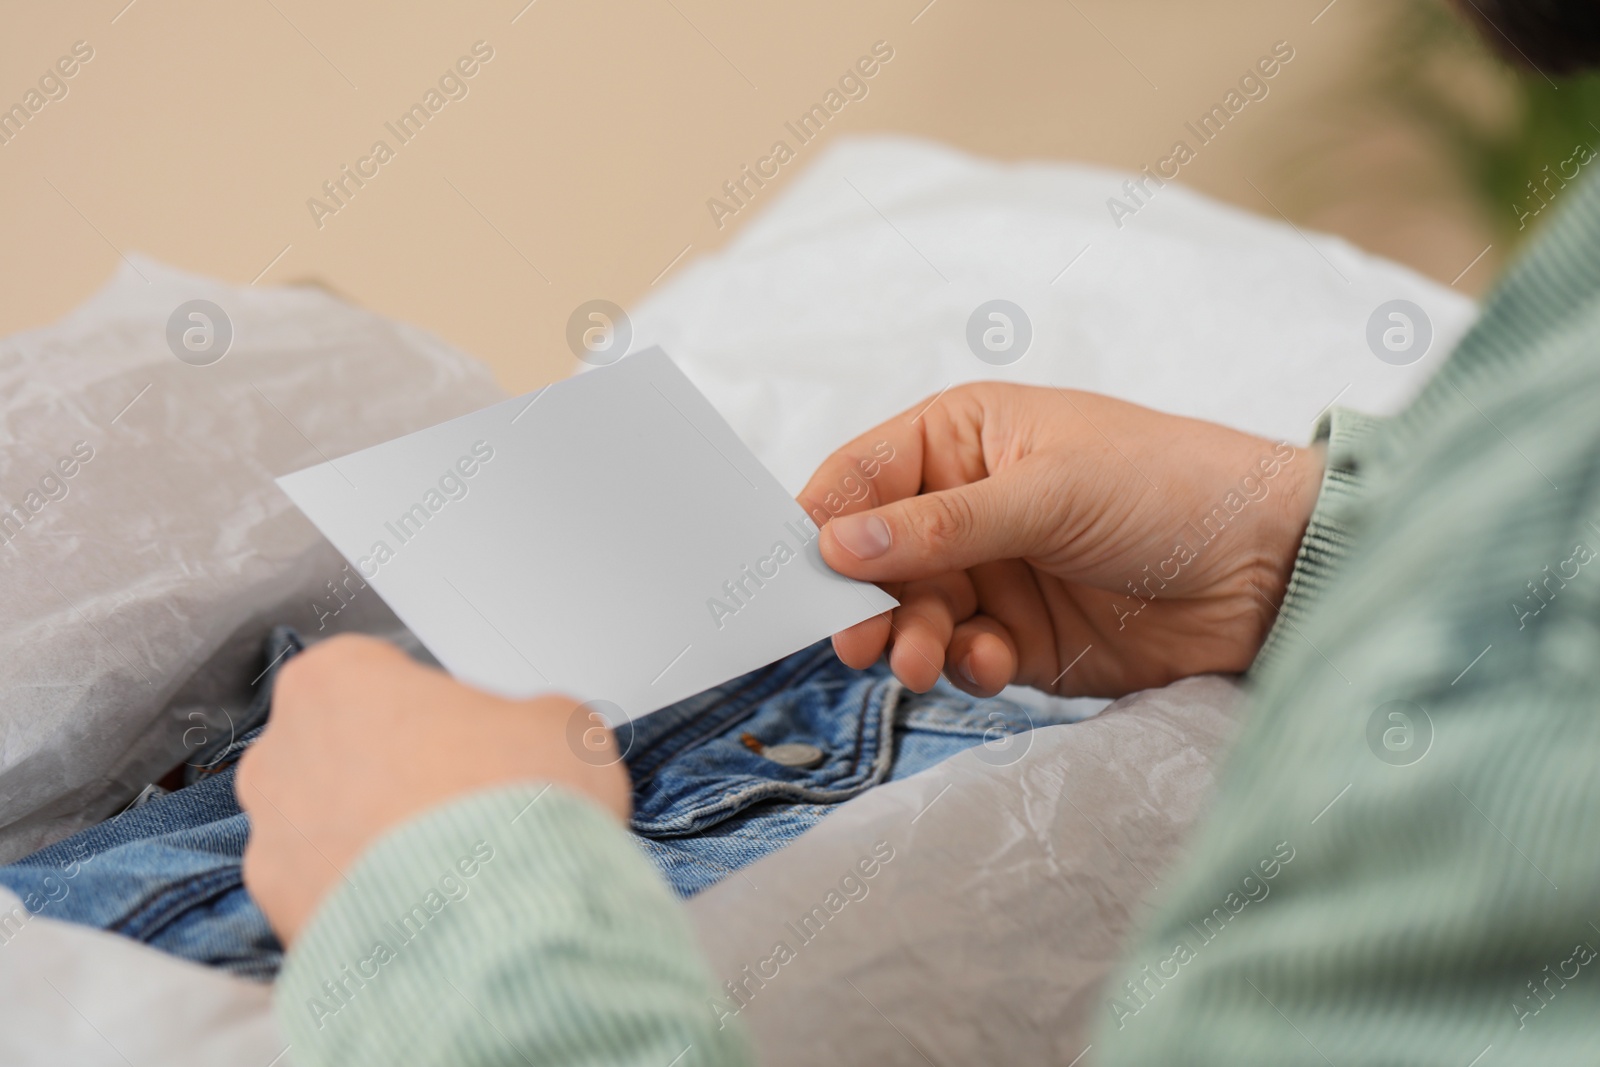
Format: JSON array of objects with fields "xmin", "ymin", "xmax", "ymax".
[
  {"xmin": 0, "ymin": 135, "xmax": 1476, "ymax": 1061},
  {"xmin": 0, "ymin": 887, "xmax": 285, "ymax": 1066},
  {"xmin": 631, "ymin": 135, "xmax": 1475, "ymax": 493}
]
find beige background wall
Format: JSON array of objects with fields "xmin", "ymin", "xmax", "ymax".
[{"xmin": 3, "ymin": 0, "xmax": 1495, "ymax": 393}]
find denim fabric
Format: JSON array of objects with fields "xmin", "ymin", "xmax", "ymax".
[
  {"xmin": 626, "ymin": 640, "xmax": 1066, "ymax": 895},
  {"xmin": 0, "ymin": 628, "xmax": 301, "ymax": 980},
  {"xmin": 0, "ymin": 628, "xmax": 1080, "ymax": 979}
]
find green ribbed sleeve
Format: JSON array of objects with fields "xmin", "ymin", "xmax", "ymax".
[
  {"xmin": 1098, "ymin": 169, "xmax": 1600, "ymax": 1065},
  {"xmin": 1250, "ymin": 405, "xmax": 1386, "ymax": 675},
  {"xmin": 274, "ymin": 785, "xmax": 754, "ymax": 1067}
]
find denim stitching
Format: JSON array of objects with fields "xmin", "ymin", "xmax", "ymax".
[
  {"xmin": 109, "ymin": 866, "xmax": 247, "ymax": 941},
  {"xmin": 625, "ymin": 643, "xmax": 841, "ymax": 784},
  {"xmin": 630, "ymin": 678, "xmax": 903, "ymax": 837}
]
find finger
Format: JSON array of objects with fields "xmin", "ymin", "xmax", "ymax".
[
  {"xmin": 796, "ymin": 395, "xmax": 941, "ymax": 526},
  {"xmin": 233, "ymin": 747, "xmax": 260, "ymax": 815},
  {"xmin": 967, "ymin": 558, "xmax": 1058, "ymax": 681},
  {"xmin": 819, "ymin": 457, "xmax": 1056, "ymax": 584},
  {"xmin": 832, "ymin": 611, "xmax": 894, "ymax": 669},
  {"xmin": 239, "ymin": 830, "xmax": 273, "ymax": 926},
  {"xmin": 944, "ymin": 616, "xmax": 1019, "ymax": 698},
  {"xmin": 238, "ymin": 792, "xmax": 315, "ymax": 944},
  {"xmin": 231, "ymin": 734, "xmax": 284, "ymax": 819},
  {"xmin": 883, "ymin": 575, "xmax": 975, "ymax": 692}
]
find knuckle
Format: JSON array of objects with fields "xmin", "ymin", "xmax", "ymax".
[
  {"xmin": 318, "ymin": 632, "xmax": 382, "ymax": 660},
  {"xmin": 271, "ymin": 656, "xmax": 312, "ymax": 709},
  {"xmin": 917, "ymin": 492, "xmax": 976, "ymax": 552},
  {"xmin": 319, "ymin": 632, "xmax": 385, "ymax": 662},
  {"xmin": 274, "ymin": 634, "xmax": 398, "ymax": 703}
]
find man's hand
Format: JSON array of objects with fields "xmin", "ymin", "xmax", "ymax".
[
  {"xmin": 236, "ymin": 634, "xmax": 630, "ymax": 944},
  {"xmin": 800, "ymin": 383, "xmax": 1323, "ymax": 699}
]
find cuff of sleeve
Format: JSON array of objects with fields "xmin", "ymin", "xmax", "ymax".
[
  {"xmin": 275, "ymin": 784, "xmax": 751, "ymax": 1067},
  {"xmin": 1249, "ymin": 406, "xmax": 1384, "ymax": 678}
]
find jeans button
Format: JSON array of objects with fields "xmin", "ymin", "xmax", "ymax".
[{"xmin": 762, "ymin": 742, "xmax": 824, "ymax": 769}]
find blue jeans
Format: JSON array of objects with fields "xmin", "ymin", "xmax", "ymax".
[{"xmin": 0, "ymin": 628, "xmax": 1080, "ymax": 980}]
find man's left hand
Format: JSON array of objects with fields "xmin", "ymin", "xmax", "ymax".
[{"xmin": 236, "ymin": 634, "xmax": 631, "ymax": 943}]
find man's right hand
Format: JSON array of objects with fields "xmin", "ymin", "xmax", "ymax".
[{"xmin": 799, "ymin": 383, "xmax": 1324, "ymax": 699}]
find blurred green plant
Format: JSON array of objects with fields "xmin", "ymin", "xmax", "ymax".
[{"xmin": 1381, "ymin": 0, "xmax": 1600, "ymax": 246}]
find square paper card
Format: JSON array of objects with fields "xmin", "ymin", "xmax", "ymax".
[{"xmin": 277, "ymin": 347, "xmax": 897, "ymax": 722}]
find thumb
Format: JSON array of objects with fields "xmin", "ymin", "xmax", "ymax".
[{"xmin": 818, "ymin": 469, "xmax": 1046, "ymax": 583}]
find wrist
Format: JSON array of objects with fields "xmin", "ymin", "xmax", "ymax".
[
  {"xmin": 1232, "ymin": 438, "xmax": 1327, "ymax": 653},
  {"xmin": 1271, "ymin": 441, "xmax": 1327, "ymax": 594}
]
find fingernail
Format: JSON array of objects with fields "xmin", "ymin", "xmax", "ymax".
[
  {"xmin": 831, "ymin": 514, "xmax": 891, "ymax": 560},
  {"xmin": 958, "ymin": 656, "xmax": 978, "ymax": 685}
]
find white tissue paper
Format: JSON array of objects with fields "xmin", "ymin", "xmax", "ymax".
[{"xmin": 0, "ymin": 257, "xmax": 505, "ymax": 863}]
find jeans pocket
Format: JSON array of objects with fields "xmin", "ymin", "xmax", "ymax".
[{"xmin": 624, "ymin": 642, "xmax": 904, "ymax": 838}]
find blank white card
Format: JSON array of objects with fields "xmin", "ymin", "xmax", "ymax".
[{"xmin": 277, "ymin": 348, "xmax": 896, "ymax": 721}]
